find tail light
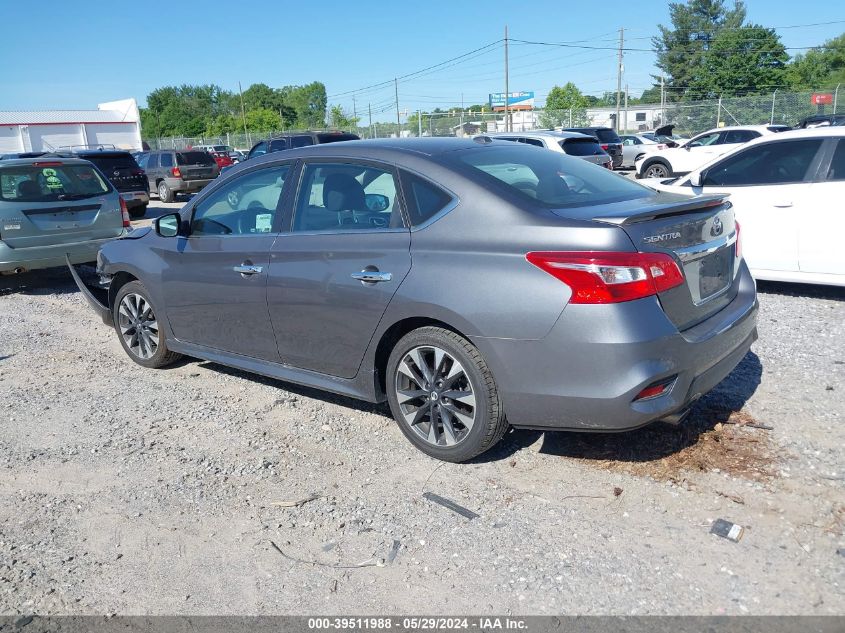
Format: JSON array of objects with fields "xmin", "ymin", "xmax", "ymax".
[
  {"xmin": 600, "ymin": 144, "xmax": 609, "ymax": 151},
  {"xmin": 171, "ymin": 166, "xmax": 182, "ymax": 178},
  {"xmin": 525, "ymin": 251, "xmax": 685, "ymax": 304},
  {"xmin": 119, "ymin": 196, "xmax": 131, "ymax": 228},
  {"xmin": 735, "ymin": 221, "xmax": 742, "ymax": 259}
]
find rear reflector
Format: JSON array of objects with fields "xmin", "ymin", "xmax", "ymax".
[
  {"xmin": 525, "ymin": 251, "xmax": 685, "ymax": 304},
  {"xmin": 119, "ymin": 196, "xmax": 131, "ymax": 228},
  {"xmin": 634, "ymin": 377, "xmax": 676, "ymax": 401}
]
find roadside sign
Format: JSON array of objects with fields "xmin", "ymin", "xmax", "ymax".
[
  {"xmin": 489, "ymin": 91, "xmax": 535, "ymax": 111},
  {"xmin": 811, "ymin": 93, "xmax": 833, "ymax": 105}
]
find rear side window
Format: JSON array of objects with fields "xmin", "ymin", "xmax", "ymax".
[
  {"xmin": 702, "ymin": 139, "xmax": 823, "ymax": 186},
  {"xmin": 269, "ymin": 139, "xmax": 288, "ymax": 152},
  {"xmin": 0, "ymin": 163, "xmax": 111, "ymax": 201},
  {"xmin": 826, "ymin": 140, "xmax": 845, "ymax": 181},
  {"xmin": 522, "ymin": 138, "xmax": 544, "ymax": 147},
  {"xmin": 316, "ymin": 133, "xmax": 359, "ymax": 144},
  {"xmin": 160, "ymin": 153, "xmax": 173, "ymax": 168},
  {"xmin": 401, "ymin": 172, "xmax": 454, "ymax": 227},
  {"xmin": 561, "ymin": 138, "xmax": 604, "ymax": 156},
  {"xmin": 594, "ymin": 129, "xmax": 621, "ymax": 144},
  {"xmin": 146, "ymin": 154, "xmax": 159, "ymax": 169},
  {"xmin": 177, "ymin": 151, "xmax": 215, "ymax": 166},
  {"xmin": 291, "ymin": 135, "xmax": 315, "ymax": 148},
  {"xmin": 723, "ymin": 130, "xmax": 759, "ymax": 144}
]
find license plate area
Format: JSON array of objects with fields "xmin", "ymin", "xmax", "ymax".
[{"xmin": 684, "ymin": 247, "xmax": 733, "ymax": 304}]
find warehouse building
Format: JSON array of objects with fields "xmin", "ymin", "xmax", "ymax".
[{"xmin": 0, "ymin": 98, "xmax": 142, "ymax": 154}]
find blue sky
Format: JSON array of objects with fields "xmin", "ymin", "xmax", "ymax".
[{"xmin": 1, "ymin": 0, "xmax": 843, "ymax": 121}]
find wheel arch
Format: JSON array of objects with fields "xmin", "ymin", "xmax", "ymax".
[
  {"xmin": 640, "ymin": 156, "xmax": 672, "ymax": 173},
  {"xmin": 108, "ymin": 271, "xmax": 139, "ymax": 311}
]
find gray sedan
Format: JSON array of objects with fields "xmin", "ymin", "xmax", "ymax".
[{"xmin": 70, "ymin": 138, "xmax": 758, "ymax": 462}]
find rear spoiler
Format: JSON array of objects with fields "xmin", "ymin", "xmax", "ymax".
[{"xmin": 593, "ymin": 195, "xmax": 730, "ymax": 225}]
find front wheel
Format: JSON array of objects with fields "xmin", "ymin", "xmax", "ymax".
[
  {"xmin": 113, "ymin": 280, "xmax": 181, "ymax": 369},
  {"xmin": 386, "ymin": 326, "xmax": 508, "ymax": 462},
  {"xmin": 643, "ymin": 161, "xmax": 671, "ymax": 179}
]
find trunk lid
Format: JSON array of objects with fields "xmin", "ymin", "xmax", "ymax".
[{"xmin": 553, "ymin": 192, "xmax": 739, "ymax": 330}]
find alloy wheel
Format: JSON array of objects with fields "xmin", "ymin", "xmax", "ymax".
[
  {"xmin": 645, "ymin": 164, "xmax": 669, "ymax": 178},
  {"xmin": 394, "ymin": 345, "xmax": 477, "ymax": 447},
  {"xmin": 117, "ymin": 293, "xmax": 159, "ymax": 360}
]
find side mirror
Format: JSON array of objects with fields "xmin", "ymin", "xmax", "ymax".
[
  {"xmin": 688, "ymin": 171, "xmax": 703, "ymax": 187},
  {"xmin": 155, "ymin": 212, "xmax": 181, "ymax": 237},
  {"xmin": 365, "ymin": 193, "xmax": 390, "ymax": 212}
]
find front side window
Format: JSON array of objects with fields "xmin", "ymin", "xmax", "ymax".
[
  {"xmin": 401, "ymin": 172, "xmax": 454, "ymax": 227},
  {"xmin": 249, "ymin": 142, "xmax": 268, "ymax": 159},
  {"xmin": 688, "ymin": 132, "xmax": 721, "ymax": 148},
  {"xmin": 293, "ymin": 162, "xmax": 402, "ymax": 232},
  {"xmin": 702, "ymin": 139, "xmax": 823, "ymax": 187},
  {"xmin": 0, "ymin": 163, "xmax": 111, "ymax": 201},
  {"xmin": 269, "ymin": 138, "xmax": 288, "ymax": 152},
  {"xmin": 190, "ymin": 164, "xmax": 290, "ymax": 236}
]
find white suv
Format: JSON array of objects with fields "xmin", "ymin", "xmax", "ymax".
[
  {"xmin": 488, "ymin": 131, "xmax": 612, "ymax": 168},
  {"xmin": 634, "ymin": 125, "xmax": 783, "ymax": 179}
]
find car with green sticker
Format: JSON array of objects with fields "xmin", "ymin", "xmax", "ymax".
[{"xmin": 0, "ymin": 157, "xmax": 128, "ymax": 274}]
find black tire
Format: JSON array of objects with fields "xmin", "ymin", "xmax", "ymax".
[
  {"xmin": 386, "ymin": 326, "xmax": 508, "ymax": 462},
  {"xmin": 113, "ymin": 280, "xmax": 181, "ymax": 369},
  {"xmin": 641, "ymin": 159, "xmax": 672, "ymax": 179},
  {"xmin": 157, "ymin": 181, "xmax": 174, "ymax": 203},
  {"xmin": 128, "ymin": 204, "xmax": 147, "ymax": 220}
]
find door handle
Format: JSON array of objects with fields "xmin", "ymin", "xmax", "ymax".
[
  {"xmin": 233, "ymin": 264, "xmax": 263, "ymax": 275},
  {"xmin": 773, "ymin": 202, "xmax": 793, "ymax": 208},
  {"xmin": 351, "ymin": 270, "xmax": 392, "ymax": 283}
]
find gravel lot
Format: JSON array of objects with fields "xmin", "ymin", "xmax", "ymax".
[{"xmin": 1, "ymin": 199, "xmax": 843, "ymax": 616}]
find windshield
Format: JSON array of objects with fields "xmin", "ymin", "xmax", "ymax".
[
  {"xmin": 455, "ymin": 144, "xmax": 650, "ymax": 208},
  {"xmin": 177, "ymin": 151, "xmax": 216, "ymax": 166},
  {"xmin": 560, "ymin": 138, "xmax": 605, "ymax": 156},
  {"xmin": 316, "ymin": 133, "xmax": 360, "ymax": 144},
  {"xmin": 0, "ymin": 162, "xmax": 111, "ymax": 202}
]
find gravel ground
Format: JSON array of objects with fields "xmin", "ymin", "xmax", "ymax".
[{"xmin": 0, "ymin": 200, "xmax": 843, "ymax": 616}]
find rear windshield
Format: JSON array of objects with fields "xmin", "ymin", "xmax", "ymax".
[
  {"xmin": 560, "ymin": 138, "xmax": 605, "ymax": 156},
  {"xmin": 82, "ymin": 153, "xmax": 139, "ymax": 172},
  {"xmin": 316, "ymin": 133, "xmax": 360, "ymax": 144},
  {"xmin": 454, "ymin": 144, "xmax": 648, "ymax": 208},
  {"xmin": 212, "ymin": 145, "xmax": 231, "ymax": 152},
  {"xmin": 177, "ymin": 151, "xmax": 215, "ymax": 166},
  {"xmin": 593, "ymin": 129, "xmax": 622, "ymax": 144},
  {"xmin": 0, "ymin": 163, "xmax": 111, "ymax": 202}
]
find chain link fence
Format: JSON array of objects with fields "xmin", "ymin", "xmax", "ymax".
[{"xmin": 143, "ymin": 88, "xmax": 842, "ymax": 147}]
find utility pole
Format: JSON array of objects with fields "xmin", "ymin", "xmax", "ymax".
[
  {"xmin": 238, "ymin": 81, "xmax": 249, "ymax": 145},
  {"xmin": 624, "ymin": 84, "xmax": 629, "ymax": 133},
  {"xmin": 615, "ymin": 28, "xmax": 624, "ymax": 132},
  {"xmin": 368, "ymin": 103, "xmax": 373, "ymax": 139},
  {"xmin": 418, "ymin": 109, "xmax": 423, "ymax": 137},
  {"xmin": 504, "ymin": 25, "xmax": 510, "ymax": 133},
  {"xmin": 460, "ymin": 93, "xmax": 464, "ymax": 131},
  {"xmin": 394, "ymin": 78, "xmax": 401, "ymax": 137},
  {"xmin": 660, "ymin": 75, "xmax": 666, "ymax": 126},
  {"xmin": 352, "ymin": 94, "xmax": 357, "ymax": 132}
]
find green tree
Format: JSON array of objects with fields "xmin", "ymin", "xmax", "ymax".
[
  {"xmin": 786, "ymin": 33, "xmax": 845, "ymax": 89},
  {"xmin": 653, "ymin": 0, "xmax": 747, "ymax": 100},
  {"xmin": 539, "ymin": 83, "xmax": 589, "ymax": 128},
  {"xmin": 244, "ymin": 108, "xmax": 283, "ymax": 132},
  {"xmin": 280, "ymin": 82, "xmax": 328, "ymax": 128},
  {"xmin": 327, "ymin": 105, "xmax": 360, "ymax": 129}
]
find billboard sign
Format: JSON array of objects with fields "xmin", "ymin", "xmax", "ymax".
[
  {"xmin": 489, "ymin": 91, "xmax": 535, "ymax": 111},
  {"xmin": 811, "ymin": 93, "xmax": 833, "ymax": 105}
]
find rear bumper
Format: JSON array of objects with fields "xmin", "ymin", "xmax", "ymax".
[
  {"xmin": 66, "ymin": 255, "xmax": 112, "ymax": 325},
  {"xmin": 167, "ymin": 178, "xmax": 214, "ymax": 193},
  {"xmin": 120, "ymin": 191, "xmax": 149, "ymax": 208},
  {"xmin": 476, "ymin": 261, "xmax": 759, "ymax": 431},
  {"xmin": 0, "ymin": 234, "xmax": 123, "ymax": 274}
]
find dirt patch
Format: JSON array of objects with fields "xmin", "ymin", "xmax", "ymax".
[{"xmin": 540, "ymin": 406, "xmax": 779, "ymax": 483}]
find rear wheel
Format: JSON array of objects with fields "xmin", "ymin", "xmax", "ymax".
[
  {"xmin": 128, "ymin": 204, "xmax": 147, "ymax": 219},
  {"xmin": 386, "ymin": 327, "xmax": 508, "ymax": 462},
  {"xmin": 157, "ymin": 181, "xmax": 174, "ymax": 203},
  {"xmin": 643, "ymin": 160, "xmax": 671, "ymax": 179},
  {"xmin": 113, "ymin": 281, "xmax": 181, "ymax": 369}
]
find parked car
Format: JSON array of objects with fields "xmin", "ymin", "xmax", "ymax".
[
  {"xmin": 641, "ymin": 124, "xmax": 688, "ymax": 148},
  {"xmin": 619, "ymin": 134, "xmax": 661, "ymax": 168},
  {"xmin": 796, "ymin": 114, "xmax": 845, "ymax": 129},
  {"xmin": 192, "ymin": 145, "xmax": 235, "ymax": 169},
  {"xmin": 488, "ymin": 131, "xmax": 612, "ymax": 168},
  {"xmin": 246, "ymin": 131, "xmax": 360, "ymax": 160},
  {"xmin": 139, "ymin": 150, "xmax": 219, "ymax": 203},
  {"xmin": 70, "ymin": 138, "xmax": 758, "ymax": 462},
  {"xmin": 0, "ymin": 152, "xmax": 49, "ymax": 160},
  {"xmin": 634, "ymin": 125, "xmax": 780, "ymax": 179},
  {"xmin": 55, "ymin": 149, "xmax": 149, "ymax": 219},
  {"xmin": 562, "ymin": 127, "xmax": 624, "ymax": 168},
  {"xmin": 1, "ymin": 157, "xmax": 128, "ymax": 273},
  {"xmin": 641, "ymin": 127, "xmax": 845, "ymax": 286},
  {"xmin": 229, "ymin": 150, "xmax": 247, "ymax": 163}
]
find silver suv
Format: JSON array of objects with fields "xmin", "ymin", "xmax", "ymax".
[
  {"xmin": 488, "ymin": 131, "xmax": 612, "ymax": 168},
  {"xmin": 136, "ymin": 150, "xmax": 219, "ymax": 203}
]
